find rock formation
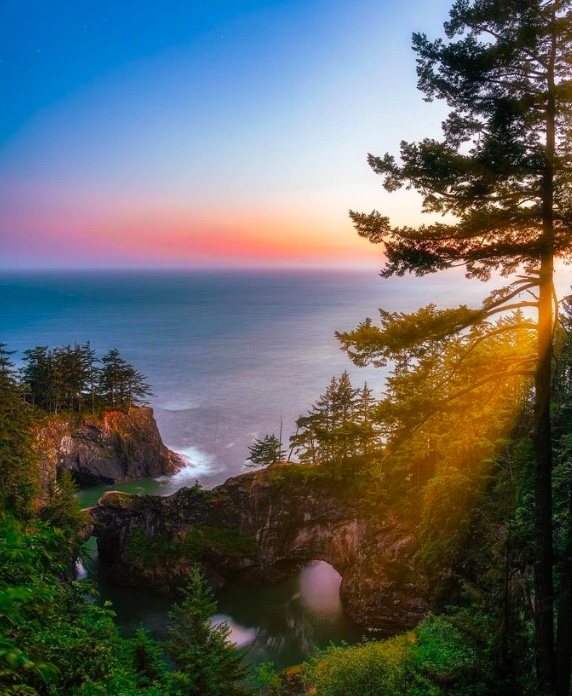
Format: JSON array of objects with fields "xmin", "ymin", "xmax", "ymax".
[
  {"xmin": 90, "ymin": 463, "xmax": 426, "ymax": 633},
  {"xmin": 36, "ymin": 407, "xmax": 182, "ymax": 488}
]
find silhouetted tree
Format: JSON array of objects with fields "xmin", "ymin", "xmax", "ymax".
[
  {"xmin": 99, "ymin": 348, "xmax": 152, "ymax": 410},
  {"xmin": 291, "ymin": 372, "xmax": 381, "ymax": 473},
  {"xmin": 246, "ymin": 434, "xmax": 286, "ymax": 467}
]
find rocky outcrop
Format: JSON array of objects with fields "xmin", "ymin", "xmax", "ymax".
[
  {"xmin": 36, "ymin": 407, "xmax": 182, "ymax": 488},
  {"xmin": 90, "ymin": 464, "xmax": 426, "ymax": 633}
]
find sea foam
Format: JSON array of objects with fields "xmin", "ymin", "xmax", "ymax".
[{"xmin": 157, "ymin": 445, "xmax": 222, "ymax": 482}]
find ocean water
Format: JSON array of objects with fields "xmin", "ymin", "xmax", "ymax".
[
  {"xmin": 1, "ymin": 267, "xmax": 488, "ymax": 666},
  {"xmin": 1, "ymin": 268, "xmax": 487, "ymax": 489}
]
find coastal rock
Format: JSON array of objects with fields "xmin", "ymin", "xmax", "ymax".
[
  {"xmin": 36, "ymin": 407, "xmax": 183, "ymax": 488},
  {"xmin": 90, "ymin": 465, "xmax": 427, "ymax": 632}
]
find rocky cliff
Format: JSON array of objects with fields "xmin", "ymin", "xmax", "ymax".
[
  {"xmin": 90, "ymin": 464, "xmax": 426, "ymax": 633},
  {"xmin": 36, "ymin": 407, "xmax": 183, "ymax": 489}
]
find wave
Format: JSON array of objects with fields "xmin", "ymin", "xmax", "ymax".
[
  {"xmin": 157, "ymin": 399, "xmax": 200, "ymax": 412},
  {"xmin": 158, "ymin": 445, "xmax": 223, "ymax": 482}
]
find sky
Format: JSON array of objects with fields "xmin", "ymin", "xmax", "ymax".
[{"xmin": 0, "ymin": 0, "xmax": 454, "ymax": 270}]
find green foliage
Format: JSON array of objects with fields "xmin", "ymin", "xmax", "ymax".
[
  {"xmin": 180, "ymin": 525, "xmax": 256, "ymax": 557},
  {"xmin": 251, "ymin": 662, "xmax": 286, "ymax": 695},
  {"xmin": 19, "ymin": 342, "xmax": 152, "ymax": 415},
  {"xmin": 303, "ymin": 616, "xmax": 481, "ymax": 696},
  {"xmin": 266, "ymin": 461, "xmax": 324, "ymax": 487},
  {"xmin": 346, "ymin": 0, "xmax": 572, "ymax": 688},
  {"xmin": 124, "ymin": 524, "xmax": 255, "ymax": 567},
  {"xmin": 129, "ymin": 627, "xmax": 168, "ymax": 688},
  {"xmin": 247, "ymin": 434, "xmax": 286, "ymax": 467},
  {"xmin": 337, "ymin": 305, "xmax": 485, "ymax": 367},
  {"xmin": 40, "ymin": 470, "xmax": 87, "ymax": 562},
  {"xmin": 0, "ymin": 515, "xmax": 119, "ymax": 694},
  {"xmin": 0, "ymin": 514, "xmax": 257, "ymax": 696},
  {"xmin": 290, "ymin": 372, "xmax": 382, "ymax": 478},
  {"xmin": 99, "ymin": 347, "xmax": 152, "ymax": 410},
  {"xmin": 167, "ymin": 565, "xmax": 249, "ymax": 696},
  {"xmin": 0, "ymin": 343, "xmax": 39, "ymax": 517}
]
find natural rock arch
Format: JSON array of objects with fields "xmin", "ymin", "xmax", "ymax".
[{"xmin": 90, "ymin": 464, "xmax": 426, "ymax": 632}]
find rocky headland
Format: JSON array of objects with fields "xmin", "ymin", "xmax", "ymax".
[
  {"xmin": 89, "ymin": 463, "xmax": 427, "ymax": 633},
  {"xmin": 36, "ymin": 406, "xmax": 183, "ymax": 490}
]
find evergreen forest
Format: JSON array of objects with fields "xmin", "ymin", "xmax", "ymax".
[{"xmin": 18, "ymin": 343, "xmax": 152, "ymax": 414}]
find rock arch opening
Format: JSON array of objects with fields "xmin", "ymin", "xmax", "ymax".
[{"xmin": 298, "ymin": 561, "xmax": 344, "ymax": 616}]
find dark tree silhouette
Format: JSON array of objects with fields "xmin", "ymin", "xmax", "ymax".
[
  {"xmin": 246, "ymin": 434, "xmax": 286, "ymax": 467},
  {"xmin": 290, "ymin": 372, "xmax": 382, "ymax": 473},
  {"xmin": 99, "ymin": 348, "xmax": 152, "ymax": 410}
]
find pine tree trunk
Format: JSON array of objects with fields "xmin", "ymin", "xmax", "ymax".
[
  {"xmin": 535, "ymin": 31, "xmax": 557, "ymax": 691},
  {"xmin": 534, "ymin": 261, "xmax": 556, "ymax": 692}
]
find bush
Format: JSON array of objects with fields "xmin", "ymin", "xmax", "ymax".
[{"xmin": 302, "ymin": 616, "xmax": 482, "ymax": 696}]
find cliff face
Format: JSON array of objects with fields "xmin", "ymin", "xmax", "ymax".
[
  {"xmin": 90, "ymin": 464, "xmax": 426, "ymax": 633},
  {"xmin": 36, "ymin": 407, "xmax": 182, "ymax": 488}
]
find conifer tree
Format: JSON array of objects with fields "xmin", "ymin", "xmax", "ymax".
[
  {"xmin": 246, "ymin": 434, "xmax": 286, "ymax": 467},
  {"xmin": 290, "ymin": 372, "xmax": 380, "ymax": 472},
  {"xmin": 21, "ymin": 345, "xmax": 52, "ymax": 411},
  {"xmin": 339, "ymin": 1, "xmax": 572, "ymax": 691},
  {"xmin": 355, "ymin": 383, "xmax": 379, "ymax": 457},
  {"xmin": 0, "ymin": 343, "xmax": 38, "ymax": 516},
  {"xmin": 98, "ymin": 348, "xmax": 152, "ymax": 410},
  {"xmin": 130, "ymin": 626, "xmax": 167, "ymax": 689},
  {"xmin": 40, "ymin": 469, "xmax": 87, "ymax": 563},
  {"xmin": 52, "ymin": 343, "xmax": 89, "ymax": 413},
  {"xmin": 166, "ymin": 566, "xmax": 248, "ymax": 696},
  {"xmin": 81, "ymin": 341, "xmax": 99, "ymax": 413}
]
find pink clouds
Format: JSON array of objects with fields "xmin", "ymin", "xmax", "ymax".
[{"xmin": 0, "ymin": 184, "xmax": 377, "ymax": 267}]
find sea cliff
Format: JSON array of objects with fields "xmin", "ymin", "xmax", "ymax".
[{"xmin": 36, "ymin": 406, "xmax": 183, "ymax": 490}]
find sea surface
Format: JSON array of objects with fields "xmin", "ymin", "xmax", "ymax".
[{"xmin": 1, "ymin": 267, "xmax": 488, "ymax": 667}]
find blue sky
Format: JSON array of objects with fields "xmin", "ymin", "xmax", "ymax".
[{"xmin": 0, "ymin": 0, "xmax": 453, "ymax": 268}]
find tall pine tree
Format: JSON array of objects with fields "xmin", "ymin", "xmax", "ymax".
[{"xmin": 340, "ymin": 1, "xmax": 572, "ymax": 692}]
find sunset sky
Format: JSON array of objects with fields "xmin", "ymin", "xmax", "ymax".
[{"xmin": 0, "ymin": 0, "xmax": 454, "ymax": 269}]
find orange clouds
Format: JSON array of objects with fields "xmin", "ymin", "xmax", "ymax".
[{"xmin": 87, "ymin": 202, "xmax": 378, "ymax": 266}]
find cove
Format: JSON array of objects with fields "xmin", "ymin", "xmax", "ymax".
[{"xmin": 79, "ymin": 485, "xmax": 364, "ymax": 669}]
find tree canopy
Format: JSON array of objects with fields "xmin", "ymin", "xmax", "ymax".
[
  {"xmin": 19, "ymin": 343, "xmax": 152, "ymax": 414},
  {"xmin": 289, "ymin": 372, "xmax": 381, "ymax": 476},
  {"xmin": 0, "ymin": 343, "xmax": 39, "ymax": 517},
  {"xmin": 167, "ymin": 566, "xmax": 248, "ymax": 696},
  {"xmin": 246, "ymin": 434, "xmax": 286, "ymax": 467},
  {"xmin": 342, "ymin": 1, "xmax": 572, "ymax": 693}
]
